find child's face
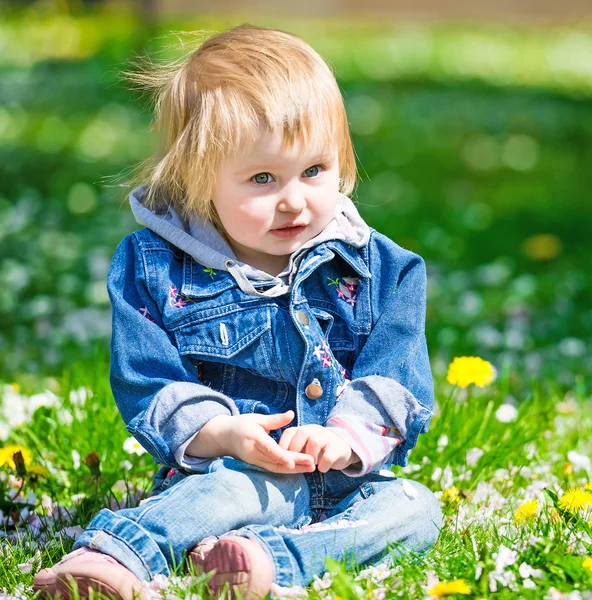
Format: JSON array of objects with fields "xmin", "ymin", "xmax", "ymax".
[{"xmin": 211, "ymin": 125, "xmax": 341, "ymax": 275}]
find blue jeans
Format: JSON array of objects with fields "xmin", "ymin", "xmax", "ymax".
[{"xmin": 73, "ymin": 457, "xmax": 442, "ymax": 594}]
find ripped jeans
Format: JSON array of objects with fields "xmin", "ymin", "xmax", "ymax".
[{"xmin": 72, "ymin": 457, "xmax": 442, "ymax": 595}]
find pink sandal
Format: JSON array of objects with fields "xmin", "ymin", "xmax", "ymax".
[
  {"xmin": 32, "ymin": 546, "xmax": 145, "ymax": 600},
  {"xmin": 188, "ymin": 536, "xmax": 273, "ymax": 600}
]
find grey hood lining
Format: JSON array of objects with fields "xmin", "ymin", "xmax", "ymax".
[{"xmin": 129, "ymin": 184, "xmax": 370, "ymax": 298}]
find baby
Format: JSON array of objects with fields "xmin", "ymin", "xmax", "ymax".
[{"xmin": 34, "ymin": 23, "xmax": 441, "ymax": 600}]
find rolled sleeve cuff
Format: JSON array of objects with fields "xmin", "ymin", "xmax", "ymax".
[
  {"xmin": 392, "ymin": 407, "xmax": 433, "ymax": 467},
  {"xmin": 126, "ymin": 382, "xmax": 239, "ymax": 471},
  {"xmin": 325, "ymin": 375, "xmax": 433, "ymax": 469},
  {"xmin": 325, "ymin": 414, "xmax": 401, "ymax": 477}
]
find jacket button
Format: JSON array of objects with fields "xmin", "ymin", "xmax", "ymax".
[
  {"xmin": 296, "ymin": 310, "xmax": 310, "ymax": 326},
  {"xmin": 305, "ymin": 381, "xmax": 323, "ymax": 400}
]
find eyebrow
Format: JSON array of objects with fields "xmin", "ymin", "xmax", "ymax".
[{"xmin": 238, "ymin": 153, "xmax": 334, "ymax": 174}]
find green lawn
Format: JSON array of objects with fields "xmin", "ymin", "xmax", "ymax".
[{"xmin": 0, "ymin": 5, "xmax": 591, "ymax": 599}]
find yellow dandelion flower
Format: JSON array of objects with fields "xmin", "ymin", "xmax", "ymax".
[
  {"xmin": 559, "ymin": 488, "xmax": 592, "ymax": 512},
  {"xmin": 446, "ymin": 357, "xmax": 495, "ymax": 388},
  {"xmin": 585, "ymin": 482, "xmax": 592, "ymax": 492},
  {"xmin": 441, "ymin": 487, "xmax": 461, "ymax": 503},
  {"xmin": 564, "ymin": 462, "xmax": 574, "ymax": 476},
  {"xmin": 515, "ymin": 499, "xmax": 539, "ymax": 524},
  {"xmin": 0, "ymin": 445, "xmax": 34, "ymax": 469},
  {"xmin": 9, "ymin": 383, "xmax": 21, "ymax": 393},
  {"xmin": 428, "ymin": 579, "xmax": 471, "ymax": 597},
  {"xmin": 521, "ymin": 234, "xmax": 562, "ymax": 261},
  {"xmin": 583, "ymin": 557, "xmax": 592, "ymax": 571}
]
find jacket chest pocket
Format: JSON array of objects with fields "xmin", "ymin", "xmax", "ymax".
[{"xmin": 169, "ymin": 304, "xmax": 281, "ymax": 381}]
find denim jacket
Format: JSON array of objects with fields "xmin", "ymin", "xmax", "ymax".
[{"xmin": 107, "ymin": 186, "xmax": 434, "ymax": 477}]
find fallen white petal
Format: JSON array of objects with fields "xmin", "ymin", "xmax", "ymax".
[{"xmin": 401, "ymin": 479, "xmax": 418, "ymax": 500}]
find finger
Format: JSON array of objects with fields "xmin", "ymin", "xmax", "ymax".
[
  {"xmin": 278, "ymin": 427, "xmax": 299, "ymax": 451},
  {"xmin": 284, "ymin": 449, "xmax": 315, "ymax": 467},
  {"xmin": 304, "ymin": 438, "xmax": 325, "ymax": 465},
  {"xmin": 253, "ymin": 436, "xmax": 295, "ymax": 468},
  {"xmin": 317, "ymin": 447, "xmax": 339, "ymax": 473},
  {"xmin": 255, "ymin": 457, "xmax": 316, "ymax": 474},
  {"xmin": 287, "ymin": 429, "xmax": 311, "ymax": 454},
  {"xmin": 258, "ymin": 410, "xmax": 295, "ymax": 432}
]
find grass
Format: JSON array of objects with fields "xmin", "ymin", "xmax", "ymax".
[
  {"xmin": 0, "ymin": 355, "xmax": 591, "ymax": 598},
  {"xmin": 1, "ymin": 4, "xmax": 592, "ymax": 599}
]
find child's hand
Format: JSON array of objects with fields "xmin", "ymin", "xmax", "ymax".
[
  {"xmin": 223, "ymin": 410, "xmax": 316, "ymax": 474},
  {"xmin": 278, "ymin": 424, "xmax": 355, "ymax": 473}
]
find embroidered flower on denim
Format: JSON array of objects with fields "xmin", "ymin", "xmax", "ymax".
[
  {"xmin": 311, "ymin": 339, "xmax": 351, "ymax": 401},
  {"xmin": 204, "ymin": 267, "xmax": 216, "ymax": 280},
  {"xmin": 327, "ymin": 276, "xmax": 358, "ymax": 307},
  {"xmin": 168, "ymin": 283, "xmax": 198, "ymax": 308},
  {"xmin": 313, "ymin": 343, "xmax": 338, "ymax": 370},
  {"xmin": 138, "ymin": 307, "xmax": 155, "ymax": 322}
]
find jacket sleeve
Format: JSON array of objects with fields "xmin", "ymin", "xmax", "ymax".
[
  {"xmin": 324, "ymin": 233, "xmax": 434, "ymax": 476},
  {"xmin": 107, "ymin": 233, "xmax": 240, "ymax": 473}
]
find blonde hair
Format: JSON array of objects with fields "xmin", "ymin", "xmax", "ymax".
[{"xmin": 122, "ymin": 23, "xmax": 358, "ymax": 232}]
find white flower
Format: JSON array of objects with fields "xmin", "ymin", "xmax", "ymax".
[
  {"xmin": 495, "ymin": 404, "xmax": 518, "ymax": 423},
  {"xmin": 16, "ymin": 559, "xmax": 34, "ymax": 574},
  {"xmin": 493, "ymin": 544, "xmax": 518, "ymax": 572},
  {"xmin": 71, "ymin": 450, "xmax": 80, "ymax": 469},
  {"xmin": 567, "ymin": 450, "xmax": 590, "ymax": 474},
  {"xmin": 466, "ymin": 447, "xmax": 484, "ymax": 466},
  {"xmin": 523, "ymin": 578, "xmax": 537, "ymax": 589},
  {"xmin": 123, "ymin": 437, "xmax": 146, "ymax": 456},
  {"xmin": 431, "ymin": 466, "xmax": 442, "ymax": 482},
  {"xmin": 437, "ymin": 434, "xmax": 449, "ymax": 449},
  {"xmin": 39, "ymin": 494, "xmax": 54, "ymax": 518},
  {"xmin": 528, "ymin": 535, "xmax": 543, "ymax": 547},
  {"xmin": 355, "ymin": 563, "xmax": 392, "ymax": 583},
  {"xmin": 488, "ymin": 571, "xmax": 498, "ymax": 593},
  {"xmin": 69, "ymin": 387, "xmax": 93, "ymax": 406},
  {"xmin": 312, "ymin": 572, "xmax": 334, "ymax": 591},
  {"xmin": 56, "ymin": 408, "xmax": 73, "ymax": 426},
  {"xmin": 29, "ymin": 391, "xmax": 59, "ymax": 412},
  {"xmin": 441, "ymin": 465, "xmax": 454, "ymax": 488},
  {"xmin": 519, "ymin": 562, "xmax": 544, "ymax": 580}
]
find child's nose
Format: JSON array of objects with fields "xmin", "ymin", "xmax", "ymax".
[{"xmin": 278, "ymin": 190, "xmax": 307, "ymax": 212}]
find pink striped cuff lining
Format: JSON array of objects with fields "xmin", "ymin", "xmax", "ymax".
[{"xmin": 326, "ymin": 415, "xmax": 374, "ymax": 474}]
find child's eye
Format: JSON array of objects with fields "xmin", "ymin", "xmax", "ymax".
[
  {"xmin": 250, "ymin": 165, "xmax": 325, "ymax": 185},
  {"xmin": 252, "ymin": 173, "xmax": 273, "ymax": 185},
  {"xmin": 304, "ymin": 165, "xmax": 324, "ymax": 178}
]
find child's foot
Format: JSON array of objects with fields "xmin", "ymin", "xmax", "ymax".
[
  {"xmin": 32, "ymin": 546, "xmax": 145, "ymax": 600},
  {"xmin": 187, "ymin": 538, "xmax": 217, "ymax": 574},
  {"xmin": 198, "ymin": 536, "xmax": 274, "ymax": 600}
]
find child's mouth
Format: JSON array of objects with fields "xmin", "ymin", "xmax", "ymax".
[{"xmin": 270, "ymin": 225, "xmax": 307, "ymax": 239}]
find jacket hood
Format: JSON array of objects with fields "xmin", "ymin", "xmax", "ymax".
[{"xmin": 129, "ymin": 184, "xmax": 370, "ymax": 298}]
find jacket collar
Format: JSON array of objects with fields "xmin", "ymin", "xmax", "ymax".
[
  {"xmin": 324, "ymin": 239, "xmax": 371, "ymax": 280},
  {"xmin": 180, "ymin": 239, "xmax": 371, "ymax": 299}
]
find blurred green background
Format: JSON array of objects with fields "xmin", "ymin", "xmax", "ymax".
[{"xmin": 1, "ymin": 1, "xmax": 591, "ymax": 394}]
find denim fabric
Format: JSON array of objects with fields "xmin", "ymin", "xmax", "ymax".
[
  {"xmin": 73, "ymin": 457, "xmax": 442, "ymax": 592},
  {"xmin": 107, "ymin": 227, "xmax": 434, "ymax": 476}
]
